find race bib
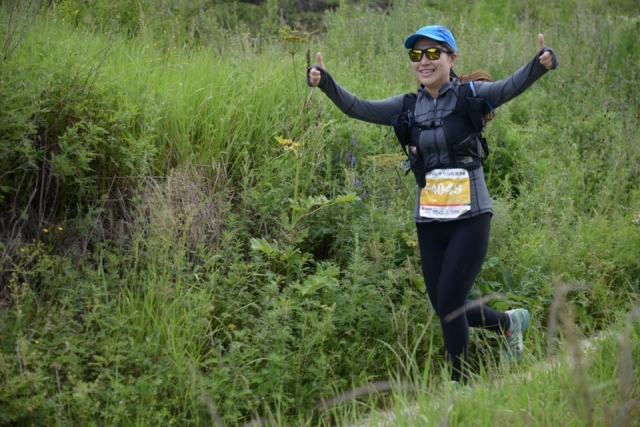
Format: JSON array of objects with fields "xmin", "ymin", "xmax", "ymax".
[{"xmin": 419, "ymin": 169, "xmax": 471, "ymax": 219}]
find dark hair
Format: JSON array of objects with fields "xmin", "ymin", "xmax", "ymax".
[
  {"xmin": 419, "ymin": 42, "xmax": 495, "ymax": 124},
  {"xmin": 436, "ymin": 42, "xmax": 495, "ymax": 124}
]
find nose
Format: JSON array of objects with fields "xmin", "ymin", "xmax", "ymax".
[{"xmin": 419, "ymin": 53, "xmax": 432, "ymax": 64}]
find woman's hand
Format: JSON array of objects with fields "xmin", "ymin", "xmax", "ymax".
[
  {"xmin": 538, "ymin": 34, "xmax": 555, "ymax": 70},
  {"xmin": 307, "ymin": 52, "xmax": 325, "ymax": 87}
]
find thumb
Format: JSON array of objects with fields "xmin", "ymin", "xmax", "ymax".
[
  {"xmin": 538, "ymin": 34, "xmax": 545, "ymax": 51},
  {"xmin": 316, "ymin": 52, "xmax": 325, "ymax": 69}
]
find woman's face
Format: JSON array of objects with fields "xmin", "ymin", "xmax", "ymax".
[{"xmin": 410, "ymin": 37, "xmax": 457, "ymax": 96}]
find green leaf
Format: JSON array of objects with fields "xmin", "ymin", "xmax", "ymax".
[
  {"xmin": 300, "ymin": 195, "xmax": 329, "ymax": 208},
  {"xmin": 280, "ymin": 212, "xmax": 291, "ymax": 227},
  {"xmin": 295, "ymin": 227, "xmax": 309, "ymax": 242},
  {"xmin": 298, "ymin": 262, "xmax": 340, "ymax": 296},
  {"xmin": 502, "ymin": 267, "xmax": 516, "ymax": 291},
  {"xmin": 334, "ymin": 193, "xmax": 359, "ymax": 203},
  {"xmin": 250, "ymin": 238, "xmax": 278, "ymax": 255},
  {"xmin": 299, "ymin": 274, "xmax": 339, "ymax": 296}
]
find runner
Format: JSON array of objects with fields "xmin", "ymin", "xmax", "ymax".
[{"xmin": 307, "ymin": 25, "xmax": 558, "ymax": 386}]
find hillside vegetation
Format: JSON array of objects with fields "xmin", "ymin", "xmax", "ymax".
[{"xmin": 1, "ymin": 0, "xmax": 639, "ymax": 425}]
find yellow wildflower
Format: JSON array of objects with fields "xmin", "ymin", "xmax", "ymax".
[
  {"xmin": 275, "ymin": 136, "xmax": 302, "ymax": 151},
  {"xmin": 275, "ymin": 136, "xmax": 293, "ymax": 146}
]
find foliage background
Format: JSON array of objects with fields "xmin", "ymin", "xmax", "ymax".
[{"xmin": 0, "ymin": 0, "xmax": 639, "ymax": 425}]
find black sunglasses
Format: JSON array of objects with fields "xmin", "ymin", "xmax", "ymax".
[{"xmin": 408, "ymin": 47, "xmax": 452, "ymax": 62}]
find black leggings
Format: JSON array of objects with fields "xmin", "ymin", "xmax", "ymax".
[{"xmin": 416, "ymin": 213, "xmax": 510, "ymax": 383}]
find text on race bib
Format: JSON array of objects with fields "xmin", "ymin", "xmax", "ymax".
[{"xmin": 419, "ymin": 169, "xmax": 471, "ymax": 219}]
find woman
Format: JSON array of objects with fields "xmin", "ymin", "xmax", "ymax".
[{"xmin": 307, "ymin": 25, "xmax": 558, "ymax": 386}]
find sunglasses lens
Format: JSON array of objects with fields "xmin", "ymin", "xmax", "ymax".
[
  {"xmin": 425, "ymin": 48, "xmax": 440, "ymax": 60},
  {"xmin": 409, "ymin": 50, "xmax": 422, "ymax": 62}
]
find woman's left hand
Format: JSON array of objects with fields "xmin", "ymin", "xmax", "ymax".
[{"xmin": 538, "ymin": 34, "xmax": 554, "ymax": 70}]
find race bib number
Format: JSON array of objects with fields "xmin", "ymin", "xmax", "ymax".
[{"xmin": 419, "ymin": 169, "xmax": 471, "ymax": 219}]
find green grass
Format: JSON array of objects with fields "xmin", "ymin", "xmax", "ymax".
[
  {"xmin": 1, "ymin": 0, "xmax": 640, "ymax": 425},
  {"xmin": 343, "ymin": 313, "xmax": 640, "ymax": 427}
]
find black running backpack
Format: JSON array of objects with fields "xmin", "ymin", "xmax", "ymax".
[{"xmin": 391, "ymin": 84, "xmax": 491, "ymax": 188}]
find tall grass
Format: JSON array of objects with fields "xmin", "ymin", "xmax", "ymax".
[
  {"xmin": 1, "ymin": 0, "xmax": 639, "ymax": 425},
  {"xmin": 348, "ymin": 300, "xmax": 640, "ymax": 427}
]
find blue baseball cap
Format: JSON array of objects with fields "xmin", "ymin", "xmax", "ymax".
[{"xmin": 404, "ymin": 25, "xmax": 457, "ymax": 53}]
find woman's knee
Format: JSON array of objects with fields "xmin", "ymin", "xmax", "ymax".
[{"xmin": 437, "ymin": 303, "xmax": 466, "ymax": 324}]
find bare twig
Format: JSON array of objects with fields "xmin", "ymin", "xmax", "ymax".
[
  {"xmin": 2, "ymin": 0, "xmax": 44, "ymax": 60},
  {"xmin": 54, "ymin": 362, "xmax": 62, "ymax": 393},
  {"xmin": 443, "ymin": 293, "xmax": 502, "ymax": 323},
  {"xmin": 314, "ymin": 380, "xmax": 415, "ymax": 411},
  {"xmin": 16, "ymin": 343, "xmax": 24, "ymax": 379}
]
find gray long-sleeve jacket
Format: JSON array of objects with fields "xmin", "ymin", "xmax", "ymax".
[{"xmin": 312, "ymin": 48, "xmax": 558, "ymax": 222}]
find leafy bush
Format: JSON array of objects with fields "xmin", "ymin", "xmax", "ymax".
[
  {"xmin": 1, "ymin": 0, "xmax": 640, "ymax": 425},
  {"xmin": 0, "ymin": 21, "xmax": 156, "ymax": 248}
]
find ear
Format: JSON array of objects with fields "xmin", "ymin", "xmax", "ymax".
[{"xmin": 449, "ymin": 52, "xmax": 458, "ymax": 67}]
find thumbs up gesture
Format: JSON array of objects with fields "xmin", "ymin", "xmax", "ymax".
[
  {"xmin": 538, "ymin": 34, "xmax": 555, "ymax": 70},
  {"xmin": 307, "ymin": 52, "xmax": 326, "ymax": 87}
]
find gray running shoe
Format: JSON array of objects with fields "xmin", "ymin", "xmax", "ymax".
[
  {"xmin": 450, "ymin": 381, "xmax": 472, "ymax": 394},
  {"xmin": 503, "ymin": 308, "xmax": 530, "ymax": 362}
]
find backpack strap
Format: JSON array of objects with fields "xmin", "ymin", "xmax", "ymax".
[
  {"xmin": 391, "ymin": 93, "xmax": 417, "ymax": 158},
  {"xmin": 391, "ymin": 93, "xmax": 426, "ymax": 187},
  {"xmin": 464, "ymin": 82, "xmax": 491, "ymax": 162}
]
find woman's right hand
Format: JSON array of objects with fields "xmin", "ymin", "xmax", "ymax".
[{"xmin": 307, "ymin": 52, "xmax": 325, "ymax": 87}]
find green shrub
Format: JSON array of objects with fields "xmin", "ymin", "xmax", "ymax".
[
  {"xmin": 0, "ymin": 21, "xmax": 156, "ymax": 245},
  {"xmin": 1, "ymin": 0, "xmax": 640, "ymax": 424}
]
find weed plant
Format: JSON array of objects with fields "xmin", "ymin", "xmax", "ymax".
[{"xmin": 1, "ymin": 0, "xmax": 639, "ymax": 425}]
